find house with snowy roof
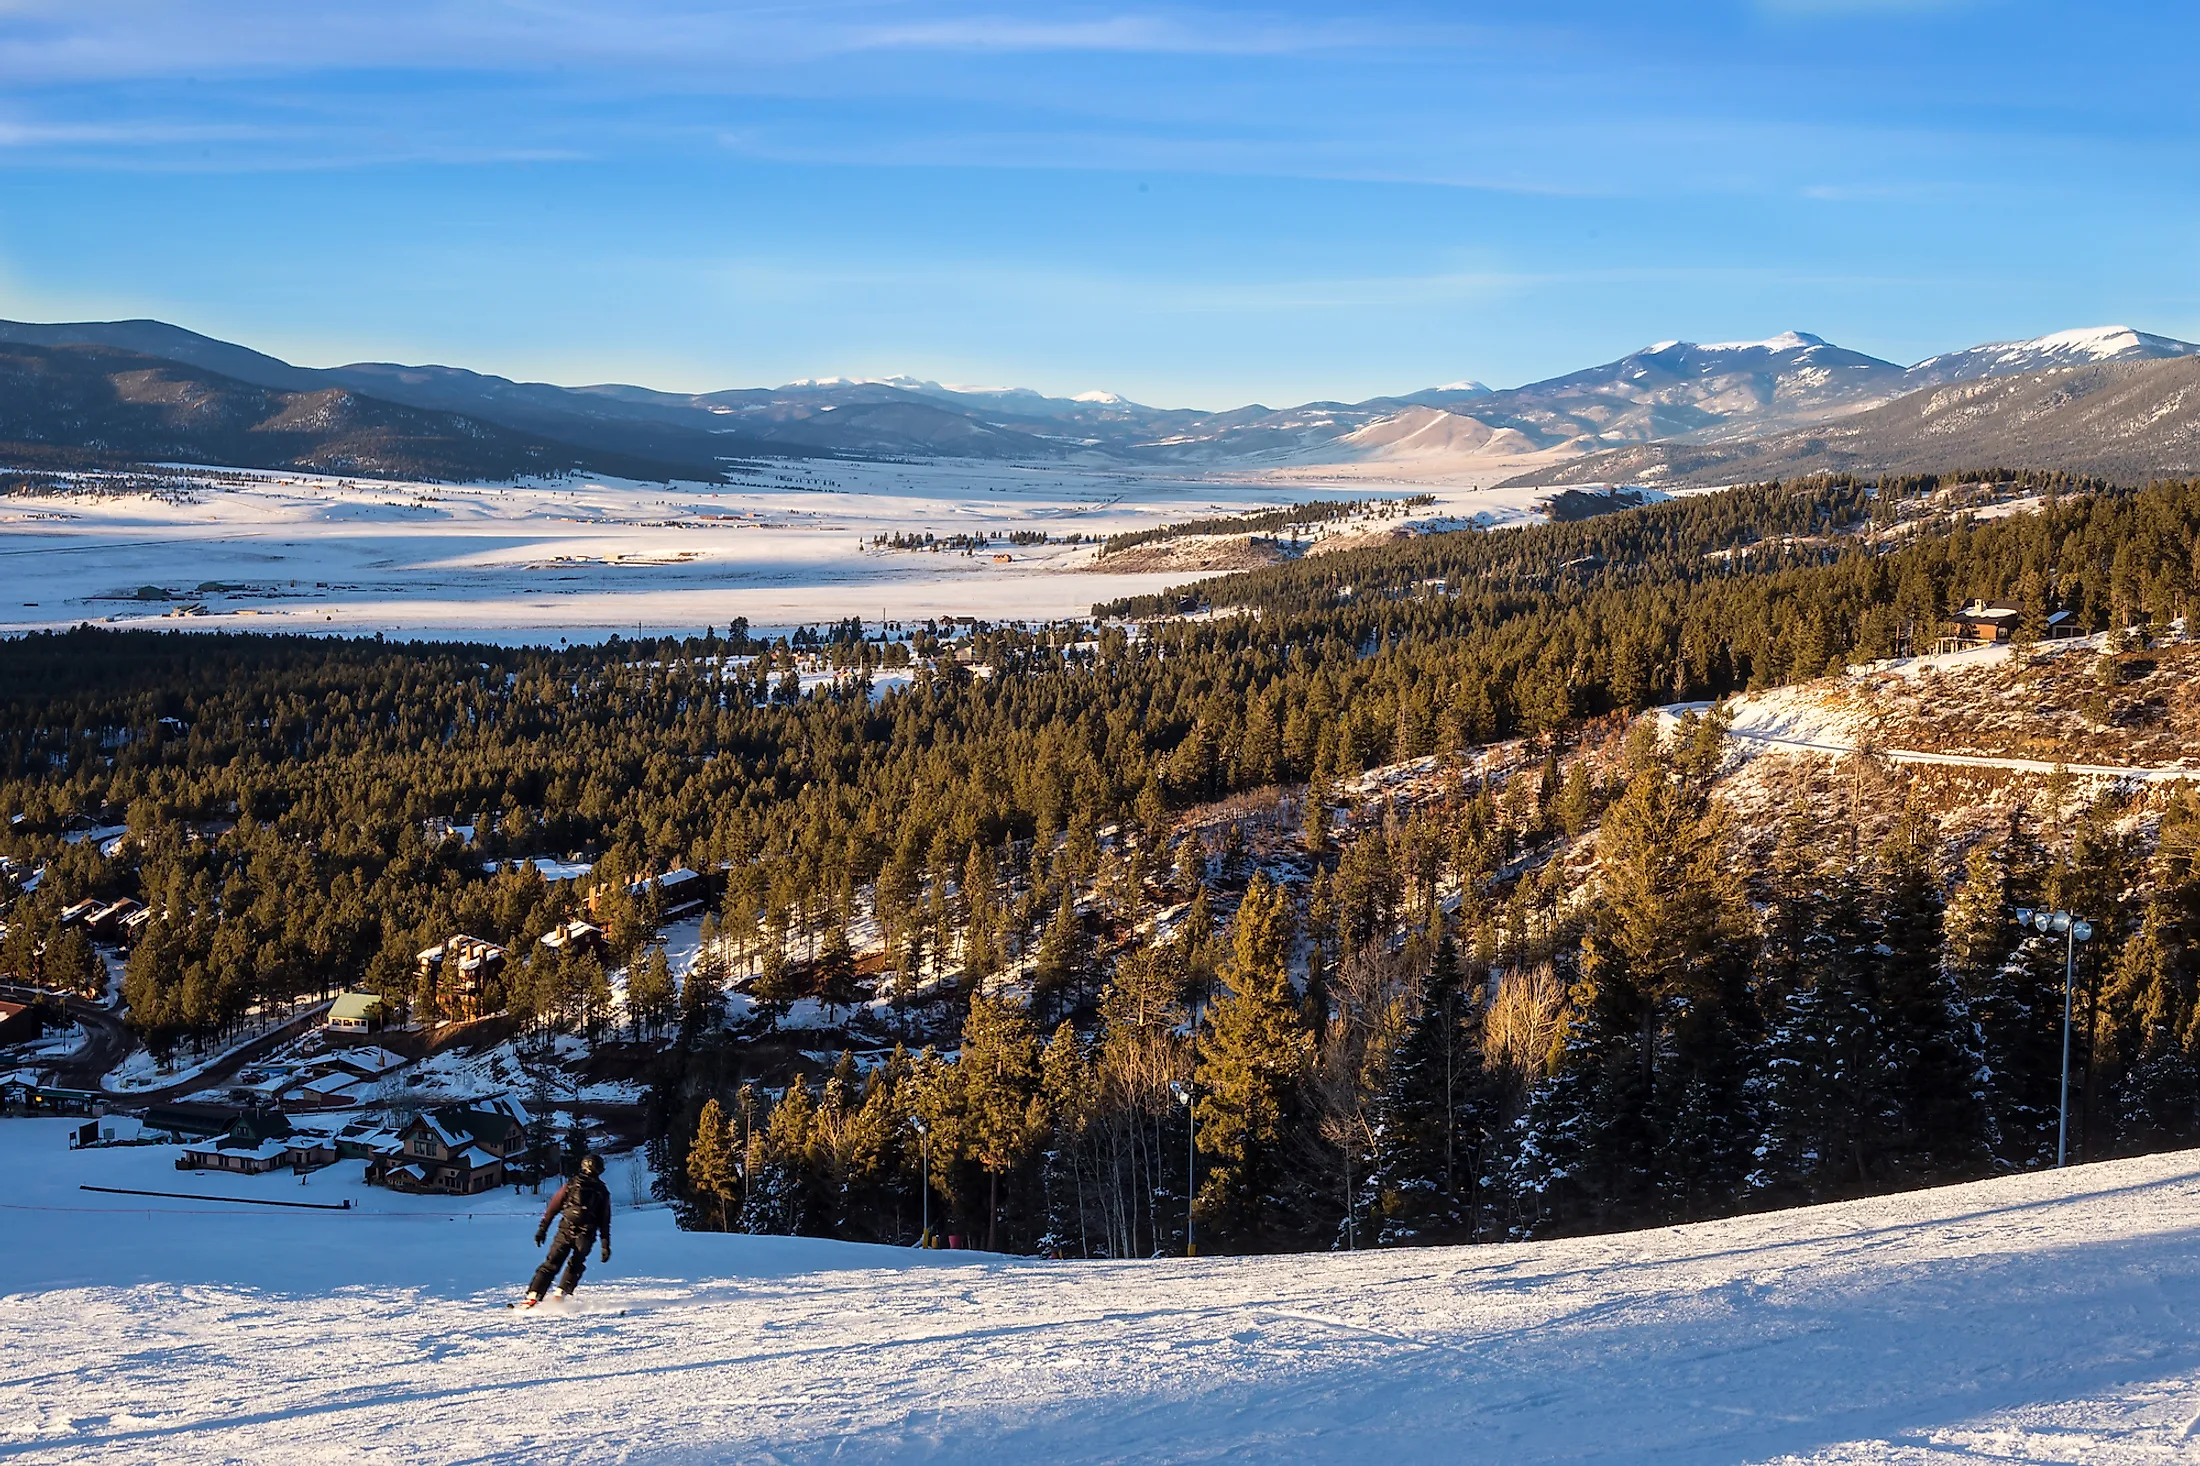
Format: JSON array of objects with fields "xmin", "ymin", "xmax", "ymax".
[
  {"xmin": 538, "ymin": 918, "xmax": 605, "ymax": 956},
  {"xmin": 325, "ymin": 989, "xmax": 391, "ymax": 1037},
  {"xmin": 585, "ymin": 867, "xmax": 706, "ymax": 919},
  {"xmin": 84, "ymin": 898, "xmax": 141, "ymax": 939},
  {"xmin": 1947, "ymin": 599, "xmax": 2023, "ymax": 643},
  {"xmin": 176, "ymin": 1108, "xmax": 298, "ymax": 1174},
  {"xmin": 369, "ymin": 1096, "xmax": 532, "ymax": 1194}
]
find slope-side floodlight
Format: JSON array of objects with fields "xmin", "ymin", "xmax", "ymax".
[
  {"xmin": 2016, "ymin": 908, "xmax": 2033, "ymax": 928},
  {"xmin": 2072, "ymin": 920, "xmax": 2093, "ymax": 942}
]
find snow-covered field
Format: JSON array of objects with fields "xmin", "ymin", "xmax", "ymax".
[
  {"xmin": 9, "ymin": 1118, "xmax": 2200, "ymax": 1464},
  {"xmin": 0, "ymin": 458, "xmax": 1560, "ymax": 642}
]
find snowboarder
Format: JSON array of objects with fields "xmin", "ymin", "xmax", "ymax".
[{"xmin": 524, "ymin": 1153, "xmax": 612, "ymax": 1306}]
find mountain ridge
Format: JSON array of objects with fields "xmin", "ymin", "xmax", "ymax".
[{"xmin": 0, "ymin": 317, "xmax": 2194, "ymax": 477}]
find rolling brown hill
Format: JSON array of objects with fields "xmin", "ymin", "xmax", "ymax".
[{"xmin": 0, "ymin": 341, "xmax": 714, "ymax": 482}]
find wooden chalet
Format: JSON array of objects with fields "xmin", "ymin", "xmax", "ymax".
[
  {"xmin": 1947, "ymin": 599, "xmax": 2022, "ymax": 644},
  {"xmin": 415, "ymin": 935, "xmax": 507, "ymax": 1021}
]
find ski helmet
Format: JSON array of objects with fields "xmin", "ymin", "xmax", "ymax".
[{"xmin": 578, "ymin": 1153, "xmax": 604, "ymax": 1178}]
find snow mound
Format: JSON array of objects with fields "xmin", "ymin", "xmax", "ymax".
[{"xmin": 11, "ymin": 1116, "xmax": 2200, "ymax": 1463}]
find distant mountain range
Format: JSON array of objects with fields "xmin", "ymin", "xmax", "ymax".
[
  {"xmin": 0, "ymin": 317, "xmax": 2195, "ymax": 483},
  {"xmin": 1496, "ymin": 353, "xmax": 2200, "ymax": 489}
]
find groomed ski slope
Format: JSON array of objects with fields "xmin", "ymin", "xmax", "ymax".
[{"xmin": 6, "ymin": 1119, "xmax": 2200, "ymax": 1464}]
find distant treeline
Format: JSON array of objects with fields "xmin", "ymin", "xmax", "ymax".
[{"xmin": 1099, "ymin": 495, "xmax": 1436, "ymax": 558}]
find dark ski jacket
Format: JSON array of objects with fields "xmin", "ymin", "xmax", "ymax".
[{"xmin": 539, "ymin": 1175, "xmax": 612, "ymax": 1244}]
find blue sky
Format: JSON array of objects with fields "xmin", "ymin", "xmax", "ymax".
[{"xmin": 0, "ymin": 1, "xmax": 2194, "ymax": 407}]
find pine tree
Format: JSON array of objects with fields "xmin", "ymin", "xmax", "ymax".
[
  {"xmin": 742, "ymin": 1078, "xmax": 817, "ymax": 1234},
  {"xmin": 686, "ymin": 1097, "xmax": 738, "ymax": 1231},
  {"xmin": 1033, "ymin": 891, "xmax": 1083, "ymax": 1023},
  {"xmin": 753, "ymin": 940, "xmax": 798, "ymax": 1030},
  {"xmin": 815, "ymin": 921, "xmax": 858, "ymax": 1021},
  {"xmin": 625, "ymin": 945, "xmax": 673, "ymax": 1040},
  {"xmin": 960, "ymin": 991, "xmax": 1044, "ymax": 1251},
  {"xmin": 1038, "ymin": 1020, "xmax": 1098, "ymax": 1256},
  {"xmin": 1193, "ymin": 873, "xmax": 1310, "ymax": 1248},
  {"xmin": 1874, "ymin": 810, "xmax": 1991, "ymax": 1180},
  {"xmin": 1367, "ymin": 931, "xmax": 1485, "ymax": 1244},
  {"xmin": 1518, "ymin": 723, "xmax": 1749, "ymax": 1232},
  {"xmin": 2103, "ymin": 899, "xmax": 2197, "ymax": 1150}
]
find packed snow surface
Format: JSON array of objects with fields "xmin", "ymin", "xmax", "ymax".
[
  {"xmin": 8, "ymin": 1120, "xmax": 2200, "ymax": 1463},
  {"xmin": 0, "ymin": 457, "xmax": 1560, "ymax": 642}
]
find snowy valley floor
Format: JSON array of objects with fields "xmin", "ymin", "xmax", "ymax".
[{"xmin": 7, "ymin": 1120, "xmax": 2200, "ymax": 1464}]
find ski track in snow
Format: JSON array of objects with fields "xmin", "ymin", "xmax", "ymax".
[{"xmin": 7, "ymin": 1123, "xmax": 2200, "ymax": 1462}]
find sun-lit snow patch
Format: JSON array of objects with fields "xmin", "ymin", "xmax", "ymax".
[{"xmin": 10, "ymin": 1117, "xmax": 2200, "ymax": 1463}]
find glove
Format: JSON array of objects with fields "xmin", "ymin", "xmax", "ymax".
[
  {"xmin": 600, "ymin": 1243, "xmax": 611, "ymax": 1263},
  {"xmin": 534, "ymin": 1227, "xmax": 547, "ymax": 1248}
]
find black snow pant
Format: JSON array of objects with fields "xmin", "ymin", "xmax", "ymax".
[{"xmin": 530, "ymin": 1228, "xmax": 597, "ymax": 1296}]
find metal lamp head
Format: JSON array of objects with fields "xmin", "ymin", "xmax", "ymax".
[{"xmin": 2072, "ymin": 920, "xmax": 2093, "ymax": 942}]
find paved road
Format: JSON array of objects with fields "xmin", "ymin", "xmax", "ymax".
[
  {"xmin": 0, "ymin": 984, "xmax": 133, "ymax": 1089},
  {"xmin": 109, "ymin": 1001, "xmax": 336, "ymax": 1106},
  {"xmin": 1724, "ymin": 726, "xmax": 2200, "ymax": 783}
]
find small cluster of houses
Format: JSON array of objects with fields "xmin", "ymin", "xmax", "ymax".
[
  {"xmin": 226, "ymin": 1043, "xmax": 410, "ymax": 1110},
  {"xmin": 161, "ymin": 1106, "xmax": 334, "ymax": 1175},
  {"xmin": 154, "ymin": 1093, "xmax": 534, "ymax": 1192},
  {"xmin": 56, "ymin": 896, "xmax": 150, "ymax": 944}
]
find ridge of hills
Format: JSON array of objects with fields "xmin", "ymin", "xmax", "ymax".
[
  {"xmin": 0, "ymin": 317, "xmax": 2197, "ymax": 480},
  {"xmin": 0, "ymin": 339, "xmax": 762, "ymax": 483}
]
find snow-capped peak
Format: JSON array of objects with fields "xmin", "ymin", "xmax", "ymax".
[
  {"xmin": 1905, "ymin": 325, "xmax": 2200, "ymax": 382},
  {"xmin": 1431, "ymin": 379, "xmax": 1490, "ymax": 394},
  {"xmin": 1072, "ymin": 390, "xmax": 1127, "ymax": 404},
  {"xmin": 1699, "ymin": 330, "xmax": 1827, "ymax": 352}
]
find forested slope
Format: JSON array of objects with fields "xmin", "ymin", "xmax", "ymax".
[{"xmin": 5, "ymin": 472, "xmax": 2200, "ymax": 1254}]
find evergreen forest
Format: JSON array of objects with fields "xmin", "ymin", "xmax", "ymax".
[{"xmin": 5, "ymin": 470, "xmax": 2200, "ymax": 1255}]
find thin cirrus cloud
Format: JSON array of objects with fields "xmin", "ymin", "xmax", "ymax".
[
  {"xmin": 0, "ymin": 0, "xmax": 2193, "ymax": 401},
  {"xmin": 0, "ymin": 1, "xmax": 1371, "ymax": 79}
]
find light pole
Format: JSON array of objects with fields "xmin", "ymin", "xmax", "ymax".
[
  {"xmin": 2016, "ymin": 907, "xmax": 2094, "ymax": 1167},
  {"xmin": 1169, "ymin": 1079, "xmax": 1195, "ymax": 1257},
  {"xmin": 911, "ymin": 1117, "xmax": 932, "ymax": 1247}
]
